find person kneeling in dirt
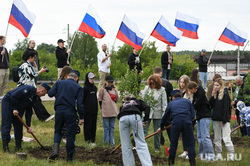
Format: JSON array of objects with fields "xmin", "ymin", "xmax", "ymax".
[
  {"xmin": 118, "ymin": 94, "xmax": 152, "ymax": 166},
  {"xmin": 157, "ymin": 90, "xmax": 196, "ymax": 166},
  {"xmin": 1, "ymin": 83, "xmax": 51, "ymax": 153},
  {"xmin": 48, "ymin": 70, "xmax": 84, "ymax": 161}
]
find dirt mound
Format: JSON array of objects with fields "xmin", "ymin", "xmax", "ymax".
[{"xmin": 28, "ymin": 146, "xmax": 168, "ymax": 165}]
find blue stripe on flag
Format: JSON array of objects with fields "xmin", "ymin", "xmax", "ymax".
[
  {"xmin": 222, "ymin": 28, "xmax": 247, "ymax": 44},
  {"xmin": 119, "ymin": 22, "xmax": 144, "ymax": 46},
  {"xmin": 82, "ymin": 13, "xmax": 105, "ymax": 35},
  {"xmin": 10, "ymin": 4, "xmax": 33, "ymax": 35},
  {"xmin": 175, "ymin": 19, "xmax": 198, "ymax": 33},
  {"xmin": 155, "ymin": 22, "xmax": 180, "ymax": 45}
]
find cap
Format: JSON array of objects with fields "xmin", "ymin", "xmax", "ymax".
[
  {"xmin": 88, "ymin": 72, "xmax": 96, "ymax": 79},
  {"xmin": 201, "ymin": 49, "xmax": 206, "ymax": 52},
  {"xmin": 57, "ymin": 39, "xmax": 65, "ymax": 43},
  {"xmin": 70, "ymin": 70, "xmax": 80, "ymax": 77},
  {"xmin": 237, "ymin": 101, "xmax": 245, "ymax": 111},
  {"xmin": 105, "ymin": 75, "xmax": 114, "ymax": 82},
  {"xmin": 171, "ymin": 89, "xmax": 181, "ymax": 96},
  {"xmin": 40, "ymin": 83, "xmax": 51, "ymax": 91}
]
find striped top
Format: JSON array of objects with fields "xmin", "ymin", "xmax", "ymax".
[{"xmin": 17, "ymin": 61, "xmax": 38, "ymax": 87}]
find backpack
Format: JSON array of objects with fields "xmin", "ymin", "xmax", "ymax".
[{"xmin": 12, "ymin": 61, "xmax": 25, "ymax": 82}]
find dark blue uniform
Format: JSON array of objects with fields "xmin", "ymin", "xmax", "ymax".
[
  {"xmin": 1, "ymin": 85, "xmax": 36, "ymax": 142},
  {"xmin": 160, "ymin": 97, "xmax": 196, "ymax": 161},
  {"xmin": 48, "ymin": 78, "xmax": 84, "ymax": 155}
]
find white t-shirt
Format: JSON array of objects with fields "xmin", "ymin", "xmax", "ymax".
[{"xmin": 97, "ymin": 50, "xmax": 111, "ymax": 73}]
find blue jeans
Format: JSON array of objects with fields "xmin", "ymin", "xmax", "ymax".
[
  {"xmin": 199, "ymin": 72, "xmax": 207, "ymax": 89},
  {"xmin": 162, "ymin": 67, "xmax": 171, "ymax": 80},
  {"xmin": 119, "ymin": 115, "xmax": 152, "ymax": 166},
  {"xmin": 103, "ymin": 117, "xmax": 116, "ymax": 146},
  {"xmin": 197, "ymin": 118, "xmax": 215, "ymax": 159}
]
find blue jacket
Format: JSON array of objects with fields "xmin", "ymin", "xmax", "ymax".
[
  {"xmin": 48, "ymin": 78, "xmax": 84, "ymax": 119},
  {"xmin": 160, "ymin": 97, "xmax": 195, "ymax": 129}
]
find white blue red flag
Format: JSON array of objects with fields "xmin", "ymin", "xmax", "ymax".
[
  {"xmin": 78, "ymin": 5, "xmax": 105, "ymax": 38},
  {"xmin": 151, "ymin": 16, "xmax": 183, "ymax": 47},
  {"xmin": 116, "ymin": 15, "xmax": 145, "ymax": 50},
  {"xmin": 8, "ymin": 0, "xmax": 36, "ymax": 37},
  {"xmin": 174, "ymin": 12, "xmax": 201, "ymax": 39},
  {"xmin": 219, "ymin": 22, "xmax": 248, "ymax": 46}
]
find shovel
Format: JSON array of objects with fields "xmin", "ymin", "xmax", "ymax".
[
  {"xmin": 230, "ymin": 87, "xmax": 238, "ymax": 135},
  {"xmin": 17, "ymin": 115, "xmax": 49, "ymax": 150},
  {"xmin": 110, "ymin": 124, "xmax": 172, "ymax": 154}
]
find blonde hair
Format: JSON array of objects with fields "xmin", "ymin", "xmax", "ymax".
[
  {"xmin": 179, "ymin": 75, "xmax": 190, "ymax": 98},
  {"xmin": 214, "ymin": 78, "xmax": 224, "ymax": 100}
]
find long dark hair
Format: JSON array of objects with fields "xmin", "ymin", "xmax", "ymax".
[{"xmin": 190, "ymin": 69, "xmax": 199, "ymax": 84}]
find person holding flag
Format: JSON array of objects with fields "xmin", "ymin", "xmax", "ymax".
[
  {"xmin": 197, "ymin": 49, "xmax": 210, "ymax": 90},
  {"xmin": 128, "ymin": 48, "xmax": 143, "ymax": 74}
]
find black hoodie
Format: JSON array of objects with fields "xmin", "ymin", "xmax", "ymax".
[
  {"xmin": 55, "ymin": 46, "xmax": 69, "ymax": 68},
  {"xmin": 83, "ymin": 72, "xmax": 98, "ymax": 115},
  {"xmin": 192, "ymin": 86, "xmax": 211, "ymax": 120}
]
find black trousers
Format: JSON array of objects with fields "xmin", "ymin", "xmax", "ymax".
[
  {"xmin": 84, "ymin": 113, "xmax": 97, "ymax": 143},
  {"xmin": 32, "ymin": 96, "xmax": 51, "ymax": 121},
  {"xmin": 236, "ymin": 108, "xmax": 247, "ymax": 136}
]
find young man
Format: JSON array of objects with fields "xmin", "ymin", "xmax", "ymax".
[
  {"xmin": 56, "ymin": 39, "xmax": 71, "ymax": 78},
  {"xmin": 161, "ymin": 45, "xmax": 173, "ymax": 80},
  {"xmin": 157, "ymin": 90, "xmax": 196, "ymax": 166},
  {"xmin": 197, "ymin": 49, "xmax": 210, "ymax": 89},
  {"xmin": 128, "ymin": 48, "xmax": 143, "ymax": 74},
  {"xmin": 1, "ymin": 83, "xmax": 51, "ymax": 153},
  {"xmin": 48, "ymin": 70, "xmax": 84, "ymax": 161},
  {"xmin": 0, "ymin": 36, "xmax": 9, "ymax": 99}
]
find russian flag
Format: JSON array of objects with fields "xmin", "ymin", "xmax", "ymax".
[
  {"xmin": 174, "ymin": 12, "xmax": 201, "ymax": 39},
  {"xmin": 78, "ymin": 5, "xmax": 105, "ymax": 39},
  {"xmin": 219, "ymin": 22, "xmax": 248, "ymax": 46},
  {"xmin": 8, "ymin": 0, "xmax": 36, "ymax": 38},
  {"xmin": 151, "ymin": 16, "xmax": 183, "ymax": 47},
  {"xmin": 116, "ymin": 15, "xmax": 145, "ymax": 50}
]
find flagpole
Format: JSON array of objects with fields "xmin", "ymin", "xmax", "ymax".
[
  {"xmin": 138, "ymin": 36, "xmax": 150, "ymax": 57},
  {"xmin": 237, "ymin": 46, "xmax": 240, "ymax": 76},
  {"xmin": 111, "ymin": 37, "xmax": 117, "ymax": 53},
  {"xmin": 2, "ymin": 23, "xmax": 9, "ymax": 62},
  {"xmin": 208, "ymin": 40, "xmax": 219, "ymax": 61},
  {"xmin": 67, "ymin": 28, "xmax": 78, "ymax": 62},
  {"xmin": 243, "ymin": 40, "xmax": 249, "ymax": 51}
]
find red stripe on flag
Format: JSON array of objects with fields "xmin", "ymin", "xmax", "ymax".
[
  {"xmin": 8, "ymin": 14, "xmax": 28, "ymax": 37},
  {"xmin": 219, "ymin": 34, "xmax": 244, "ymax": 46},
  {"xmin": 78, "ymin": 22, "xmax": 105, "ymax": 39},
  {"xmin": 151, "ymin": 30, "xmax": 175, "ymax": 47},
  {"xmin": 177, "ymin": 28, "xmax": 198, "ymax": 39},
  {"xmin": 116, "ymin": 30, "xmax": 142, "ymax": 50}
]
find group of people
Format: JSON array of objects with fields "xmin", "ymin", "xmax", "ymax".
[{"xmin": 1, "ymin": 37, "xmax": 250, "ymax": 166}]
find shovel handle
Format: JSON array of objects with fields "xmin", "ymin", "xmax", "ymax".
[
  {"xmin": 111, "ymin": 133, "xmax": 133, "ymax": 154},
  {"xmin": 16, "ymin": 115, "xmax": 44, "ymax": 148},
  {"xmin": 231, "ymin": 125, "xmax": 241, "ymax": 134},
  {"xmin": 144, "ymin": 124, "xmax": 172, "ymax": 140}
]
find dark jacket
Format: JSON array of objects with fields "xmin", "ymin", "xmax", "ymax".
[
  {"xmin": 0, "ymin": 47, "xmax": 9, "ymax": 69},
  {"xmin": 209, "ymin": 88, "xmax": 231, "ymax": 124},
  {"xmin": 83, "ymin": 72, "xmax": 98, "ymax": 115},
  {"xmin": 229, "ymin": 81, "xmax": 250, "ymax": 107},
  {"xmin": 23, "ymin": 48, "xmax": 40, "ymax": 70},
  {"xmin": 160, "ymin": 97, "xmax": 195, "ymax": 129},
  {"xmin": 128, "ymin": 53, "xmax": 142, "ymax": 73},
  {"xmin": 192, "ymin": 86, "xmax": 211, "ymax": 120},
  {"xmin": 161, "ymin": 51, "xmax": 173, "ymax": 69},
  {"xmin": 55, "ymin": 46, "xmax": 69, "ymax": 68},
  {"xmin": 161, "ymin": 77, "xmax": 173, "ymax": 103},
  {"xmin": 197, "ymin": 55, "xmax": 208, "ymax": 72},
  {"xmin": 118, "ymin": 97, "xmax": 150, "ymax": 122},
  {"xmin": 48, "ymin": 78, "xmax": 84, "ymax": 119}
]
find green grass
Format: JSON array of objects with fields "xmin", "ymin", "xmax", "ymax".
[{"xmin": 0, "ymin": 82, "xmax": 249, "ymax": 165}]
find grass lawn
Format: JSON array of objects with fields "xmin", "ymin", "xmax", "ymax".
[{"xmin": 0, "ymin": 82, "xmax": 249, "ymax": 165}]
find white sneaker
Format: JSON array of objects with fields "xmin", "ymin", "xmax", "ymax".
[
  {"xmin": 63, "ymin": 139, "xmax": 67, "ymax": 144},
  {"xmin": 216, "ymin": 153, "xmax": 222, "ymax": 160},
  {"xmin": 228, "ymin": 153, "xmax": 234, "ymax": 161},
  {"xmin": 178, "ymin": 151, "xmax": 188, "ymax": 158},
  {"xmin": 185, "ymin": 155, "xmax": 189, "ymax": 159},
  {"xmin": 45, "ymin": 115, "xmax": 55, "ymax": 122},
  {"xmin": 89, "ymin": 143, "xmax": 96, "ymax": 147}
]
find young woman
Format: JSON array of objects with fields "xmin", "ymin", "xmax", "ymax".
[
  {"xmin": 83, "ymin": 72, "xmax": 98, "ymax": 146},
  {"xmin": 99, "ymin": 75, "xmax": 119, "ymax": 147},
  {"xmin": 206, "ymin": 74, "xmax": 221, "ymax": 100},
  {"xmin": 118, "ymin": 94, "xmax": 152, "ymax": 166},
  {"xmin": 178, "ymin": 75, "xmax": 193, "ymax": 158},
  {"xmin": 190, "ymin": 69, "xmax": 202, "ymax": 87},
  {"xmin": 188, "ymin": 81, "xmax": 215, "ymax": 161},
  {"xmin": 58, "ymin": 66, "xmax": 72, "ymax": 80},
  {"xmin": 142, "ymin": 75, "xmax": 167, "ymax": 152},
  {"xmin": 209, "ymin": 78, "xmax": 234, "ymax": 161}
]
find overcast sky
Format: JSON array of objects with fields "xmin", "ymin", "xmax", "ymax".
[{"xmin": 1, "ymin": 0, "xmax": 250, "ymax": 53}]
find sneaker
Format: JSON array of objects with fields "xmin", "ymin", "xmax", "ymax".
[
  {"xmin": 89, "ymin": 143, "xmax": 96, "ymax": 147},
  {"xmin": 155, "ymin": 150, "xmax": 160, "ymax": 153},
  {"xmin": 185, "ymin": 155, "xmax": 189, "ymax": 159},
  {"xmin": 63, "ymin": 139, "xmax": 67, "ymax": 144},
  {"xmin": 228, "ymin": 153, "xmax": 234, "ymax": 161},
  {"xmin": 179, "ymin": 151, "xmax": 188, "ymax": 158},
  {"xmin": 0, "ymin": 96, "xmax": 3, "ymax": 100},
  {"xmin": 216, "ymin": 153, "xmax": 222, "ymax": 160},
  {"xmin": 45, "ymin": 115, "xmax": 55, "ymax": 122}
]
